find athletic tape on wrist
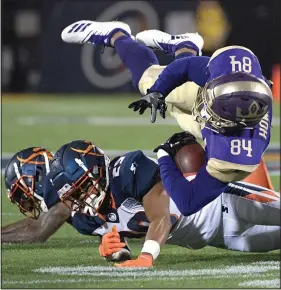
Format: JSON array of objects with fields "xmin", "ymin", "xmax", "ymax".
[
  {"xmin": 141, "ymin": 240, "xmax": 160, "ymax": 260},
  {"xmin": 157, "ymin": 149, "xmax": 169, "ymax": 159}
]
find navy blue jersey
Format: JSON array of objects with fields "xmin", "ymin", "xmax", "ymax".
[
  {"xmin": 41, "ymin": 150, "xmax": 178, "ymax": 238},
  {"xmin": 109, "ymin": 150, "xmax": 160, "ymax": 206}
]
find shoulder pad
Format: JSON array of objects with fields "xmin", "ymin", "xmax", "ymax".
[{"xmin": 111, "ymin": 150, "xmax": 159, "ymax": 202}]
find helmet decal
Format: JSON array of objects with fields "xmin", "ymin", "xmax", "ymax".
[{"xmin": 70, "ymin": 143, "xmax": 104, "ymax": 156}]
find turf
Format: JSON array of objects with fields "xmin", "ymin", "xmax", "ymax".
[
  {"xmin": 2, "ymin": 94, "xmax": 280, "ymax": 152},
  {"xmin": 1, "ymin": 95, "xmax": 280, "ymax": 288}
]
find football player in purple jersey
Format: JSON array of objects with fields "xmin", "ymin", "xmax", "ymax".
[
  {"xmin": 133, "ymin": 30, "xmax": 274, "ymax": 214},
  {"xmin": 61, "ymin": 21, "xmax": 274, "ymax": 215}
]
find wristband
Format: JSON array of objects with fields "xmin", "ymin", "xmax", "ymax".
[
  {"xmin": 141, "ymin": 240, "xmax": 160, "ymax": 260},
  {"xmin": 157, "ymin": 149, "xmax": 169, "ymax": 159}
]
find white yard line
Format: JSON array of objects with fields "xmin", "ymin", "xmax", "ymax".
[
  {"xmin": 272, "ymin": 117, "xmax": 280, "ymax": 126},
  {"xmin": 3, "ymin": 262, "xmax": 279, "ymax": 285},
  {"xmin": 17, "ymin": 116, "xmax": 178, "ymax": 126},
  {"xmin": 3, "ymin": 275, "xmax": 278, "ymax": 286},
  {"xmin": 266, "ymin": 170, "xmax": 280, "ymax": 177},
  {"xmin": 33, "ymin": 263, "xmax": 279, "ymax": 277},
  {"xmin": 239, "ymin": 279, "xmax": 280, "ymax": 288},
  {"xmin": 2, "ymin": 143, "xmax": 280, "ymax": 159},
  {"xmin": 16, "ymin": 116, "xmax": 281, "ymax": 126},
  {"xmin": 0, "ymin": 276, "xmax": 238, "ymax": 285}
]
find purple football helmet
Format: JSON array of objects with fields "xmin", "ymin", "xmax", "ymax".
[{"xmin": 192, "ymin": 72, "xmax": 273, "ymax": 133}]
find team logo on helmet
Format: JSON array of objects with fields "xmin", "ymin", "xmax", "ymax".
[{"xmin": 236, "ymin": 101, "xmax": 268, "ymax": 119}]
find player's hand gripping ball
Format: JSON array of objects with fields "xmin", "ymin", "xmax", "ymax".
[{"xmin": 153, "ymin": 132, "xmax": 198, "ymax": 157}]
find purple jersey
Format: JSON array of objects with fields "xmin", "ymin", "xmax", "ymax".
[
  {"xmin": 149, "ymin": 46, "xmax": 267, "ymax": 95},
  {"xmin": 208, "ymin": 46, "xmax": 263, "ymax": 81},
  {"xmin": 202, "ymin": 105, "xmax": 272, "ymax": 166},
  {"xmin": 149, "ymin": 46, "xmax": 272, "ymax": 167}
]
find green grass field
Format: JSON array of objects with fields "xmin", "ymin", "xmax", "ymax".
[{"xmin": 2, "ymin": 95, "xmax": 280, "ymax": 288}]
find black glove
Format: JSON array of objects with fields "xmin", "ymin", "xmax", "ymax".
[
  {"xmin": 128, "ymin": 92, "xmax": 167, "ymax": 123},
  {"xmin": 153, "ymin": 132, "xmax": 197, "ymax": 157}
]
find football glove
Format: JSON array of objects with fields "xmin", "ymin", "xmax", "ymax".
[
  {"xmin": 99, "ymin": 225, "xmax": 126, "ymax": 257},
  {"xmin": 128, "ymin": 92, "xmax": 167, "ymax": 123},
  {"xmin": 153, "ymin": 131, "xmax": 197, "ymax": 157},
  {"xmin": 115, "ymin": 253, "xmax": 153, "ymax": 268}
]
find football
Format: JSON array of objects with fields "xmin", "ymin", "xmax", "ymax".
[{"xmin": 174, "ymin": 144, "xmax": 206, "ymax": 175}]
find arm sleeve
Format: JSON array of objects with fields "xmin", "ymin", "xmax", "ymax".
[
  {"xmin": 148, "ymin": 56, "xmax": 210, "ymax": 96},
  {"xmin": 158, "ymin": 153, "xmax": 228, "ymax": 216}
]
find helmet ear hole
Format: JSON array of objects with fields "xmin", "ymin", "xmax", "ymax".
[
  {"xmin": 98, "ymin": 177, "xmax": 107, "ymax": 189},
  {"xmin": 35, "ymin": 170, "xmax": 43, "ymax": 182}
]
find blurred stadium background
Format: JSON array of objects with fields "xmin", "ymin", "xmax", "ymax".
[
  {"xmin": 2, "ymin": 0, "xmax": 280, "ymax": 177},
  {"xmin": 1, "ymin": 0, "xmax": 281, "ymax": 288}
]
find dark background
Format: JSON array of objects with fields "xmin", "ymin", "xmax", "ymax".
[{"xmin": 2, "ymin": 0, "xmax": 281, "ymax": 93}]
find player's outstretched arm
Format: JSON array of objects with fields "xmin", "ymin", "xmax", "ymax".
[
  {"xmin": 148, "ymin": 56, "xmax": 210, "ymax": 96},
  {"xmin": 34, "ymin": 201, "xmax": 71, "ymax": 243},
  {"xmin": 1, "ymin": 217, "xmax": 46, "ymax": 243},
  {"xmin": 115, "ymin": 181, "xmax": 171, "ymax": 268},
  {"xmin": 142, "ymin": 181, "xmax": 172, "ymax": 246},
  {"xmin": 128, "ymin": 56, "xmax": 210, "ymax": 122},
  {"xmin": 157, "ymin": 150, "xmax": 228, "ymax": 216},
  {"xmin": 153, "ymin": 132, "xmax": 228, "ymax": 216},
  {"xmin": 1, "ymin": 202, "xmax": 71, "ymax": 244}
]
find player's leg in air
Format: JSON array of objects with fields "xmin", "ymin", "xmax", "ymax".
[
  {"xmin": 61, "ymin": 21, "xmax": 274, "ymax": 190},
  {"xmin": 210, "ymin": 182, "xmax": 280, "ymax": 252},
  {"xmin": 61, "ymin": 20, "xmax": 203, "ymax": 139},
  {"xmin": 135, "ymin": 29, "xmax": 274, "ymax": 190}
]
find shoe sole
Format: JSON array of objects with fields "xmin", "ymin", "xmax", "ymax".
[{"xmin": 61, "ymin": 20, "xmax": 131, "ymax": 44}]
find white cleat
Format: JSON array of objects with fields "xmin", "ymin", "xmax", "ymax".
[
  {"xmin": 61, "ymin": 20, "xmax": 131, "ymax": 46},
  {"xmin": 136, "ymin": 29, "xmax": 204, "ymax": 55}
]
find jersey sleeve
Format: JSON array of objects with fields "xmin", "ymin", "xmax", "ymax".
[
  {"xmin": 148, "ymin": 56, "xmax": 210, "ymax": 96},
  {"xmin": 110, "ymin": 150, "xmax": 160, "ymax": 202},
  {"xmin": 157, "ymin": 151, "xmax": 228, "ymax": 216}
]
